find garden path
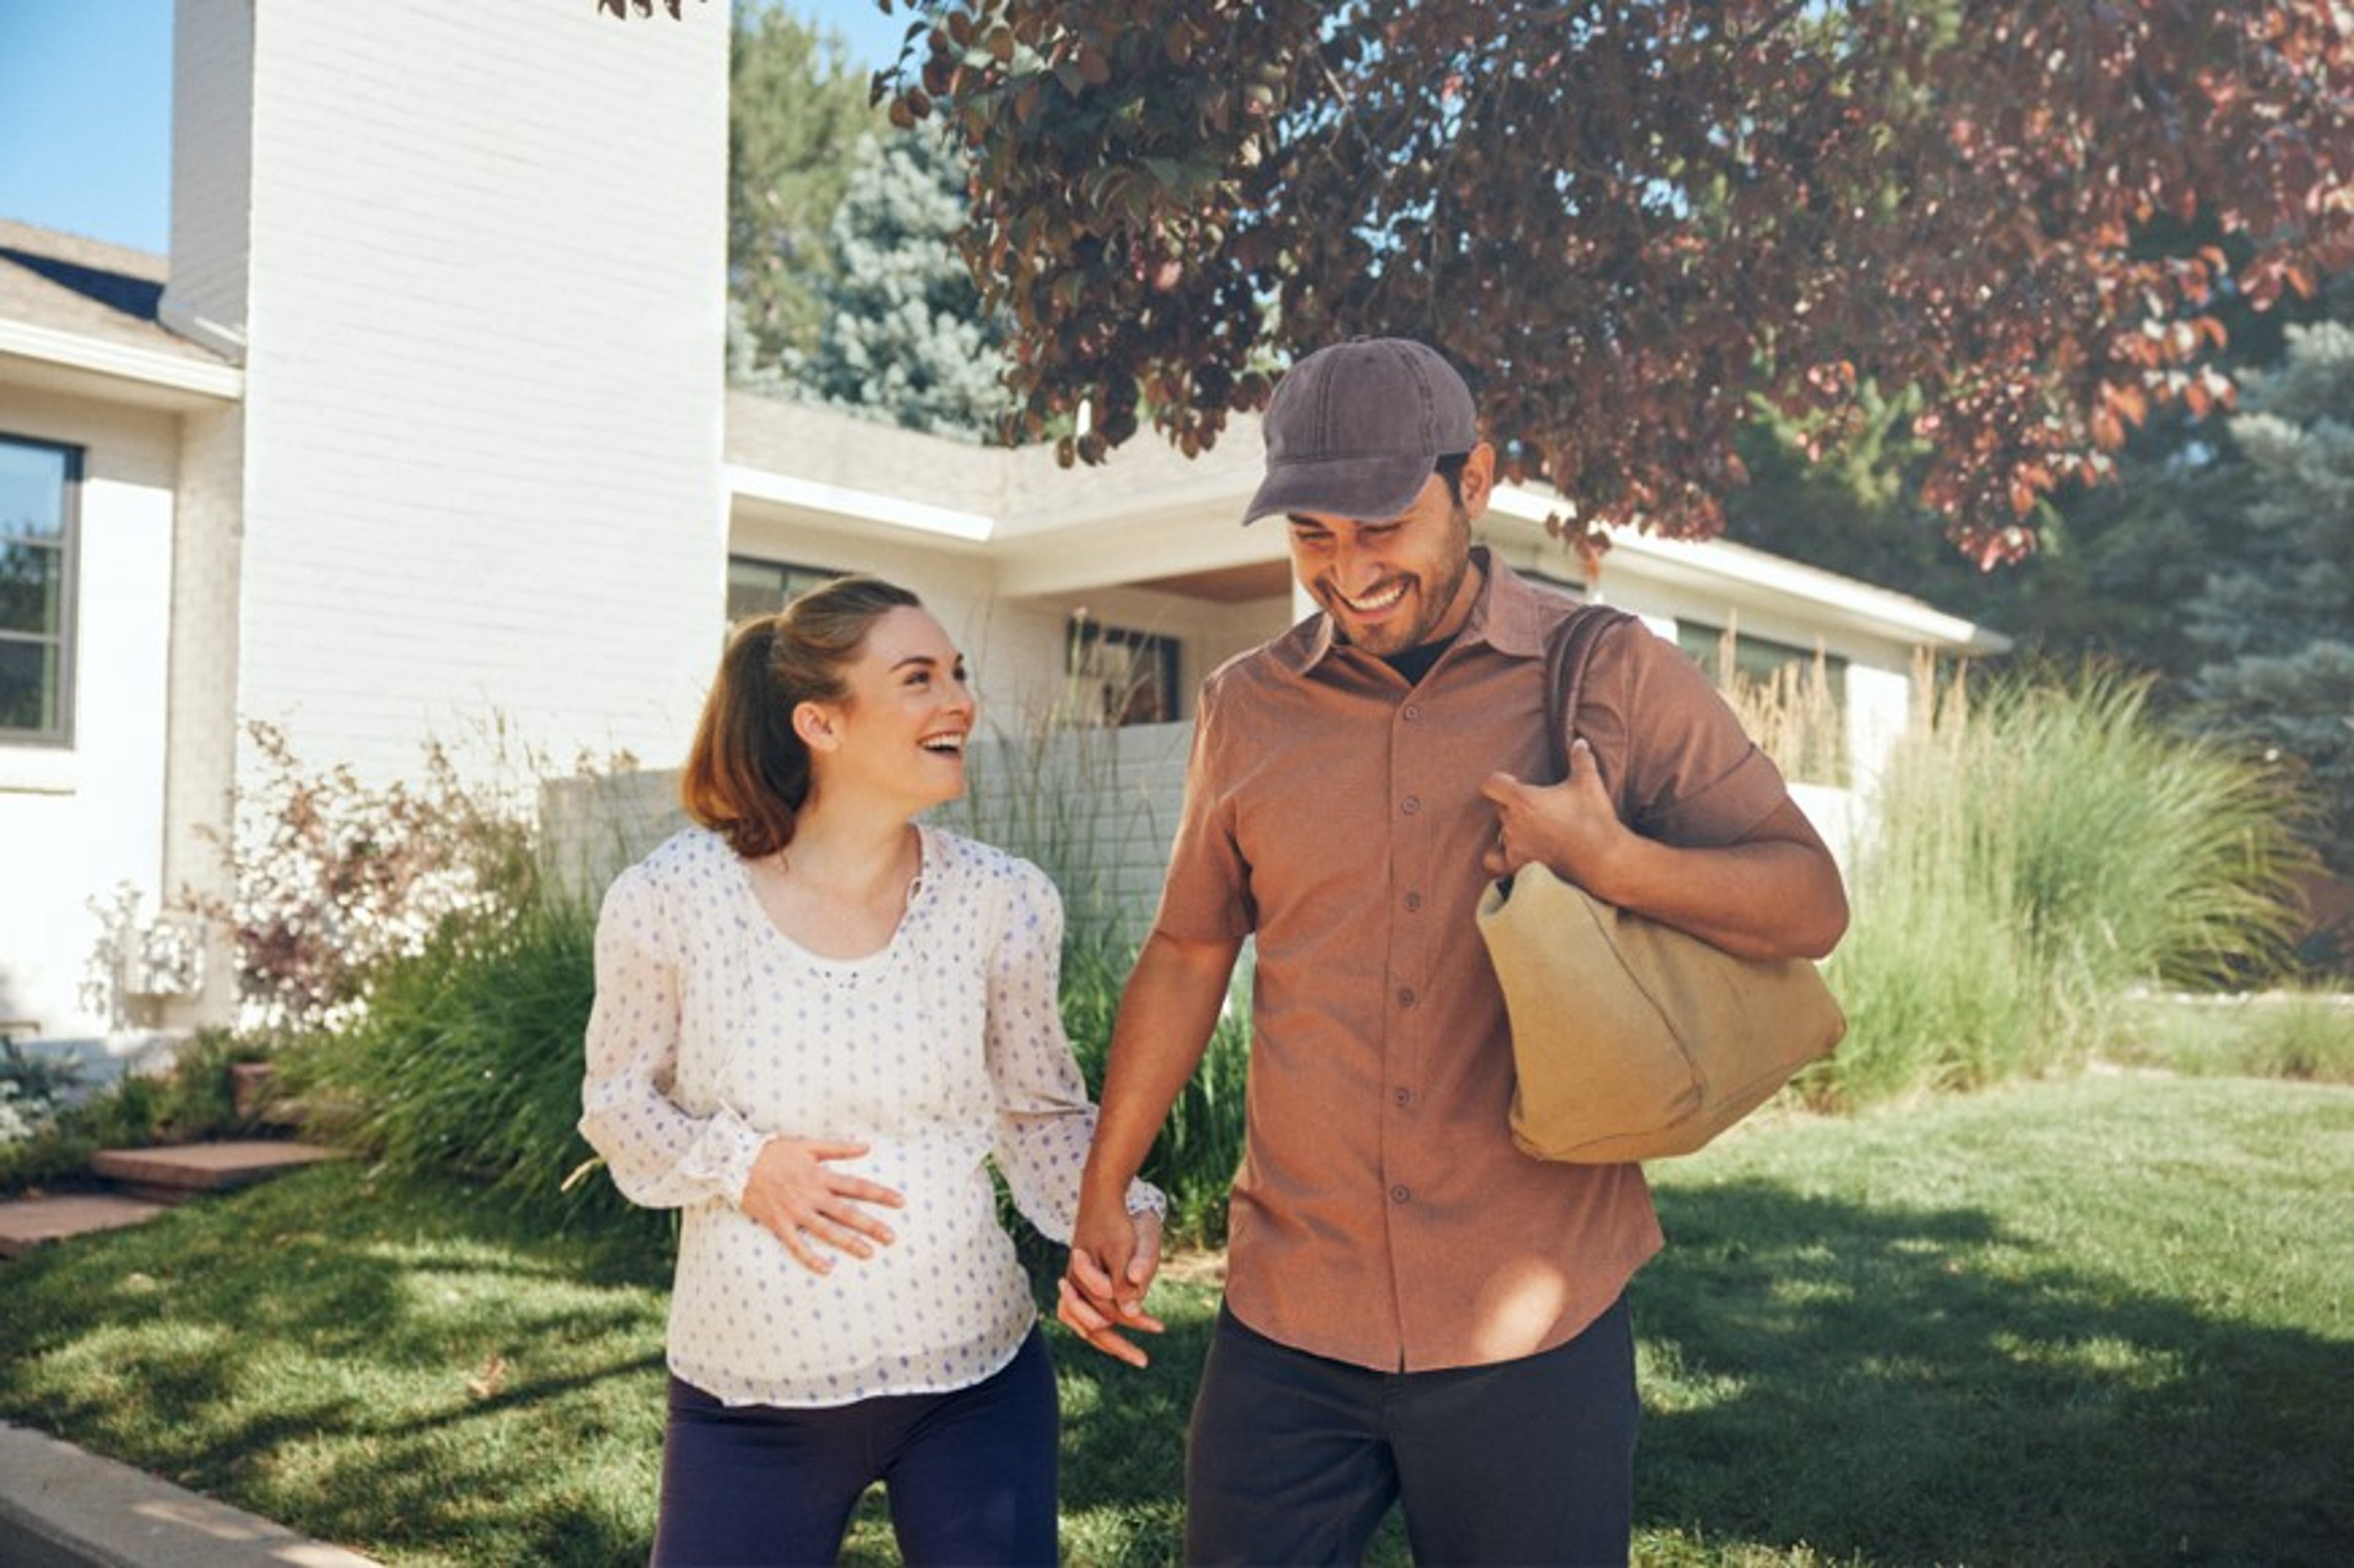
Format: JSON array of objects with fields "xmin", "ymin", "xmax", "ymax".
[{"xmin": 0, "ymin": 1140, "xmax": 340, "ymax": 1260}]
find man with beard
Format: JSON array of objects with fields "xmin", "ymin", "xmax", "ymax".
[{"xmin": 1059, "ymin": 337, "xmax": 1849, "ymax": 1566}]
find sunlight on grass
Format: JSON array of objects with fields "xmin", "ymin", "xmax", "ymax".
[
  {"xmin": 1820, "ymin": 661, "xmax": 2307, "ymax": 1108},
  {"xmin": 1636, "ymin": 1340, "xmax": 1751, "ymax": 1415},
  {"xmin": 4, "ymin": 1076, "xmax": 2348, "ymax": 1566},
  {"xmin": 2109, "ymin": 989, "xmax": 2354, "ymax": 1084},
  {"xmin": 1989, "ymin": 1332, "xmax": 2185, "ymax": 1394}
]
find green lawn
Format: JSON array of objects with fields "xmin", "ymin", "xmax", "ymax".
[{"xmin": 3, "ymin": 1071, "xmax": 2348, "ymax": 1566}]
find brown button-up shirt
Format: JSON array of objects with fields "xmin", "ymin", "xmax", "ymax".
[{"xmin": 1155, "ymin": 551, "xmax": 1792, "ymax": 1371}]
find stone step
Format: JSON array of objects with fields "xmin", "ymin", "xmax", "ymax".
[
  {"xmin": 0, "ymin": 1193, "xmax": 170, "ymax": 1259},
  {"xmin": 87, "ymin": 1141, "xmax": 343, "ymax": 1205},
  {"xmin": 0, "ymin": 1142, "xmax": 348, "ymax": 1260}
]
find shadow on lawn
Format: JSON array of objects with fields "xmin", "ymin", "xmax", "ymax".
[
  {"xmin": 1034, "ymin": 1181, "xmax": 2353, "ymax": 1567},
  {"xmin": 1634, "ymin": 1179, "xmax": 2352, "ymax": 1566},
  {"xmin": 0, "ymin": 1163, "xmax": 672, "ymax": 1567},
  {"xmin": 5, "ymin": 1163, "xmax": 2347, "ymax": 1566}
]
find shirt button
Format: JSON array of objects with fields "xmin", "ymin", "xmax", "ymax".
[
  {"xmin": 1390, "ymin": 1184, "xmax": 1412, "ymax": 1203},
  {"xmin": 1404, "ymin": 890, "xmax": 1422, "ymax": 912},
  {"xmin": 1401, "ymin": 796, "xmax": 1422, "ymax": 815},
  {"xmin": 1393, "ymin": 1086, "xmax": 1412, "ymax": 1108},
  {"xmin": 1396, "ymin": 986, "xmax": 1417, "ymax": 1008},
  {"xmin": 1403, "ymin": 704, "xmax": 1423, "ymax": 721}
]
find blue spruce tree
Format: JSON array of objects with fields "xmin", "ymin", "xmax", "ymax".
[
  {"xmin": 789, "ymin": 127, "xmax": 1013, "ymax": 441},
  {"xmin": 2190, "ymin": 319, "xmax": 2354, "ymax": 873}
]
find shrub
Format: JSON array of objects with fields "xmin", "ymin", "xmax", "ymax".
[
  {"xmin": 1058, "ymin": 934, "xmax": 1250, "ymax": 1247},
  {"xmin": 1817, "ymin": 660, "xmax": 2308, "ymax": 1106},
  {"xmin": 273, "ymin": 822, "xmax": 637, "ymax": 1231},
  {"xmin": 160, "ymin": 721, "xmax": 661, "ymax": 1230},
  {"xmin": 2110, "ymin": 989, "xmax": 2354, "ymax": 1084},
  {"xmin": 0, "ymin": 1039, "xmax": 82, "ymax": 1146},
  {"xmin": 1713, "ymin": 629, "xmax": 1849, "ymax": 788},
  {"xmin": 185, "ymin": 721, "xmax": 539, "ymax": 1033},
  {"xmin": 950, "ymin": 714, "xmax": 1252, "ymax": 1247}
]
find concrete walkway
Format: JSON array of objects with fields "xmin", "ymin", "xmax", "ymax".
[
  {"xmin": 0, "ymin": 1193, "xmax": 169, "ymax": 1257},
  {"xmin": 0, "ymin": 1422, "xmax": 382, "ymax": 1567}
]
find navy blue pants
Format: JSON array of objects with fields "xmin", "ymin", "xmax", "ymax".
[
  {"xmin": 649, "ymin": 1327, "xmax": 1058, "ymax": 1567},
  {"xmin": 1184, "ymin": 1296, "xmax": 1640, "ymax": 1567}
]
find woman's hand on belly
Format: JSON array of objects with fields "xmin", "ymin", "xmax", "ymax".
[{"xmin": 740, "ymin": 1137, "xmax": 908, "ymax": 1274}]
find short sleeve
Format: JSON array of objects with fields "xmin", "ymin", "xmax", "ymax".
[{"xmin": 1575, "ymin": 620, "xmax": 1793, "ymax": 848}]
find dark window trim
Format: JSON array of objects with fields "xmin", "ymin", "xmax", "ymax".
[
  {"xmin": 0, "ymin": 432, "xmax": 82, "ymax": 750},
  {"xmin": 725, "ymin": 554, "xmax": 845, "ymax": 625},
  {"xmin": 1676, "ymin": 619, "xmax": 1851, "ymax": 684},
  {"xmin": 1522, "ymin": 568, "xmax": 1588, "ymax": 602},
  {"xmin": 1066, "ymin": 618, "xmax": 1182, "ymax": 726}
]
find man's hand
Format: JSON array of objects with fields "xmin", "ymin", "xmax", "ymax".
[
  {"xmin": 1057, "ymin": 1192, "xmax": 1165, "ymax": 1367},
  {"xmin": 1480, "ymin": 736, "xmax": 1626, "ymax": 887},
  {"xmin": 1054, "ymin": 927, "xmax": 1238, "ymax": 1366},
  {"xmin": 739, "ymin": 1138, "xmax": 905, "ymax": 1274},
  {"xmin": 1488, "ymin": 749, "xmax": 1851, "ymax": 961}
]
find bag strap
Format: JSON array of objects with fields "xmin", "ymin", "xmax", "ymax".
[{"xmin": 1539, "ymin": 604, "xmax": 1637, "ymax": 785}]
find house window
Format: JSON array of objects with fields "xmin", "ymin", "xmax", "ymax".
[
  {"xmin": 727, "ymin": 556, "xmax": 843, "ymax": 624},
  {"xmin": 0, "ymin": 435, "xmax": 78, "ymax": 747},
  {"xmin": 1677, "ymin": 620, "xmax": 1849, "ymax": 786},
  {"xmin": 1066, "ymin": 618, "xmax": 1179, "ymax": 727}
]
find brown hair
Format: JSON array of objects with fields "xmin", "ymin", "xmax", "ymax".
[
  {"xmin": 679, "ymin": 574, "xmax": 924, "ymax": 859},
  {"xmin": 1434, "ymin": 451, "xmax": 1471, "ymax": 509}
]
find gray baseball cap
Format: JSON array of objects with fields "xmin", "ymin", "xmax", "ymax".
[{"xmin": 1241, "ymin": 337, "xmax": 1479, "ymax": 525}]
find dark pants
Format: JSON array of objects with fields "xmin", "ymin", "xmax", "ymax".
[
  {"xmin": 650, "ymin": 1328, "xmax": 1058, "ymax": 1567},
  {"xmin": 1185, "ymin": 1296, "xmax": 1639, "ymax": 1567}
]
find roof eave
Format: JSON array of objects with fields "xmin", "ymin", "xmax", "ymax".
[
  {"xmin": 1485, "ymin": 486, "xmax": 2013, "ymax": 656},
  {"xmin": 0, "ymin": 319, "xmax": 244, "ymax": 406}
]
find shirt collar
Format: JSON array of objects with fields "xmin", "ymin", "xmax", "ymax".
[
  {"xmin": 1468, "ymin": 549, "xmax": 1553, "ymax": 661},
  {"xmin": 1276, "ymin": 546, "xmax": 1552, "ymax": 680}
]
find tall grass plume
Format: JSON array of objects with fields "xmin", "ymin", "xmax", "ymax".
[{"xmin": 1817, "ymin": 659, "xmax": 2307, "ymax": 1106}]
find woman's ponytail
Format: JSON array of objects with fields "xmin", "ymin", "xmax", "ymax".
[{"xmin": 679, "ymin": 575, "xmax": 923, "ymax": 859}]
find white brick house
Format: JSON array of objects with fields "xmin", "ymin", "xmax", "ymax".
[{"xmin": 0, "ymin": 0, "xmax": 2004, "ymax": 1054}]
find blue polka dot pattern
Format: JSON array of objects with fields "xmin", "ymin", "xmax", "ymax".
[{"xmin": 579, "ymin": 825, "xmax": 1161, "ymax": 1408}]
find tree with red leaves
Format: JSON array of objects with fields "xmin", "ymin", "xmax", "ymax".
[{"xmin": 611, "ymin": 1, "xmax": 2350, "ymax": 565}]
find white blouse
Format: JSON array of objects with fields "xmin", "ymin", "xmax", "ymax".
[{"xmin": 579, "ymin": 824, "xmax": 1158, "ymax": 1407}]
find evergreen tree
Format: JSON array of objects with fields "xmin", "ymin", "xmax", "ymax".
[
  {"xmin": 728, "ymin": 2, "xmax": 880, "ymax": 372},
  {"xmin": 1721, "ymin": 251, "xmax": 2343, "ymax": 686},
  {"xmin": 2188, "ymin": 322, "xmax": 2354, "ymax": 870},
  {"xmin": 788, "ymin": 127, "xmax": 1013, "ymax": 441},
  {"xmin": 1724, "ymin": 385, "xmax": 2264, "ymax": 687}
]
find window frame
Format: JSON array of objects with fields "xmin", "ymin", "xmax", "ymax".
[
  {"xmin": 1065, "ymin": 617, "xmax": 1181, "ymax": 728},
  {"xmin": 0, "ymin": 432, "xmax": 82, "ymax": 750},
  {"xmin": 1522, "ymin": 568, "xmax": 1589, "ymax": 603},
  {"xmin": 725, "ymin": 555, "xmax": 845, "ymax": 626}
]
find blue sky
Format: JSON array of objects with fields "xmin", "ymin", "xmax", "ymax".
[
  {"xmin": 0, "ymin": 0, "xmax": 175, "ymax": 249},
  {"xmin": 0, "ymin": 1, "xmax": 909, "ymax": 254}
]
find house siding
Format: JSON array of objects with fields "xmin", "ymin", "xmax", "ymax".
[
  {"xmin": 159, "ymin": 401, "xmax": 246, "ymax": 1027},
  {"xmin": 0, "ymin": 392, "xmax": 180, "ymax": 1040},
  {"xmin": 216, "ymin": 0, "xmax": 730, "ymax": 785},
  {"xmin": 161, "ymin": 0, "xmax": 254, "ymax": 354}
]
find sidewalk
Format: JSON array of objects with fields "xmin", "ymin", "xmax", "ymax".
[{"xmin": 0, "ymin": 1421, "xmax": 381, "ymax": 1567}]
